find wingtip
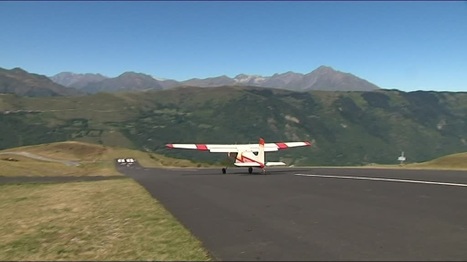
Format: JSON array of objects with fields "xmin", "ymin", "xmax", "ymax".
[
  {"xmin": 305, "ymin": 141, "xmax": 312, "ymax": 146},
  {"xmin": 166, "ymin": 144, "xmax": 174, "ymax": 149}
]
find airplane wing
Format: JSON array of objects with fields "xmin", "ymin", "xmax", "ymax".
[
  {"xmin": 166, "ymin": 141, "xmax": 312, "ymax": 153},
  {"xmin": 262, "ymin": 141, "xmax": 312, "ymax": 152},
  {"xmin": 165, "ymin": 143, "xmax": 239, "ymax": 152}
]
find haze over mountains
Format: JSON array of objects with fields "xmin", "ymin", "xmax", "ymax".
[{"xmin": 49, "ymin": 66, "xmax": 381, "ymax": 94}]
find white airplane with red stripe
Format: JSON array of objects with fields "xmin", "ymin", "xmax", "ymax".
[{"xmin": 166, "ymin": 138, "xmax": 312, "ymax": 174}]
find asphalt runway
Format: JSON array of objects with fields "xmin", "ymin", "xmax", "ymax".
[{"xmin": 118, "ymin": 164, "xmax": 467, "ymax": 261}]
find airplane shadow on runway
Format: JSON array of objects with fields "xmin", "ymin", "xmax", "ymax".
[{"xmin": 177, "ymin": 167, "xmax": 313, "ymax": 176}]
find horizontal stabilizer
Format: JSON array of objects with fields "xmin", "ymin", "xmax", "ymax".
[
  {"xmin": 265, "ymin": 161, "xmax": 286, "ymax": 166},
  {"xmin": 234, "ymin": 162, "xmax": 262, "ymax": 167}
]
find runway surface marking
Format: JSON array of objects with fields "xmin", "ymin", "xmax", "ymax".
[{"xmin": 295, "ymin": 173, "xmax": 467, "ymax": 188}]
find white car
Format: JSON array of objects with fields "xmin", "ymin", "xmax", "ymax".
[{"xmin": 117, "ymin": 158, "xmax": 135, "ymax": 165}]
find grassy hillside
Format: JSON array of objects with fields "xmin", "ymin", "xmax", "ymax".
[
  {"xmin": 407, "ymin": 152, "xmax": 467, "ymax": 170},
  {"xmin": 1, "ymin": 87, "xmax": 467, "ymax": 166},
  {"xmin": 0, "ymin": 141, "xmax": 206, "ymax": 177}
]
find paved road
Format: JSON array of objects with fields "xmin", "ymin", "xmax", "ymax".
[{"xmin": 119, "ymin": 165, "xmax": 467, "ymax": 261}]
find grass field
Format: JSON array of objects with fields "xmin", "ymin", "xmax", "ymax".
[
  {"xmin": 0, "ymin": 179, "xmax": 211, "ymax": 261},
  {"xmin": 0, "ymin": 141, "xmax": 212, "ymax": 261}
]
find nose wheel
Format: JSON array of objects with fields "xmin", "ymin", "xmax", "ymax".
[{"xmin": 248, "ymin": 167, "xmax": 253, "ymax": 174}]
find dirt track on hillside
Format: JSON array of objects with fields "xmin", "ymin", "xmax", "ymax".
[{"xmin": 0, "ymin": 151, "xmax": 80, "ymax": 166}]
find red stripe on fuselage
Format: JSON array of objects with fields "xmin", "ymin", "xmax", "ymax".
[
  {"xmin": 196, "ymin": 144, "xmax": 209, "ymax": 151},
  {"xmin": 236, "ymin": 154, "xmax": 265, "ymax": 168}
]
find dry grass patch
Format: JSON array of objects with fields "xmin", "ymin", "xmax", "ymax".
[
  {"xmin": 0, "ymin": 154, "xmax": 121, "ymax": 177},
  {"xmin": 0, "ymin": 141, "xmax": 209, "ymax": 177},
  {"xmin": 407, "ymin": 152, "xmax": 467, "ymax": 170},
  {"xmin": 0, "ymin": 179, "xmax": 211, "ymax": 261}
]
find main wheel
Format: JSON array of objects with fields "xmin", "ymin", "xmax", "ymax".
[
  {"xmin": 248, "ymin": 167, "xmax": 253, "ymax": 174},
  {"xmin": 222, "ymin": 168, "xmax": 226, "ymax": 174}
]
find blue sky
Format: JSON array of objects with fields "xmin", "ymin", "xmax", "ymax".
[{"xmin": 1, "ymin": 1, "xmax": 466, "ymax": 92}]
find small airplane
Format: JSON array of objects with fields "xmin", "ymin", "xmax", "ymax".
[{"xmin": 166, "ymin": 138, "xmax": 312, "ymax": 174}]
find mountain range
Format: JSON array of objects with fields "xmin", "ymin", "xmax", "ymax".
[
  {"xmin": 49, "ymin": 66, "xmax": 380, "ymax": 94},
  {"xmin": 2, "ymin": 64, "xmax": 466, "ymax": 166},
  {"xmin": 0, "ymin": 67, "xmax": 82, "ymax": 97}
]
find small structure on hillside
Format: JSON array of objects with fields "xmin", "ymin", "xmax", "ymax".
[{"xmin": 398, "ymin": 152, "xmax": 406, "ymax": 165}]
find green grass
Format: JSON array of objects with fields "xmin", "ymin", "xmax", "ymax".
[{"xmin": 0, "ymin": 179, "xmax": 211, "ymax": 261}]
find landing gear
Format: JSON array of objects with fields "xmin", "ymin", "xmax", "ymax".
[
  {"xmin": 248, "ymin": 167, "xmax": 253, "ymax": 174},
  {"xmin": 222, "ymin": 168, "xmax": 226, "ymax": 174}
]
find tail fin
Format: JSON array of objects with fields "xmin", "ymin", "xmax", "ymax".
[{"xmin": 258, "ymin": 138, "xmax": 265, "ymax": 165}]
